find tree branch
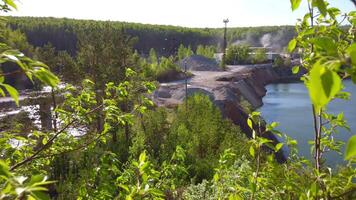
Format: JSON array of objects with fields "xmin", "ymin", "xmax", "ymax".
[
  {"xmin": 32, "ymin": 130, "xmax": 110, "ymax": 160},
  {"xmin": 331, "ymin": 187, "xmax": 356, "ymax": 199},
  {"xmin": 351, "ymin": 0, "xmax": 356, "ymax": 7},
  {"xmin": 0, "ymin": 70, "xmax": 23, "ymax": 76},
  {"xmin": 10, "ymin": 104, "xmax": 103, "ymax": 171}
]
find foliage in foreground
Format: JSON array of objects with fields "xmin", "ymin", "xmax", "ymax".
[{"xmin": 1, "ymin": 0, "xmax": 356, "ymax": 199}]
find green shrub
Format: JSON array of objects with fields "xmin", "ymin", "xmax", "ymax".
[
  {"xmin": 272, "ymin": 55, "xmax": 285, "ymax": 67},
  {"xmin": 196, "ymin": 45, "xmax": 216, "ymax": 59},
  {"xmin": 225, "ymin": 45, "xmax": 251, "ymax": 65},
  {"xmin": 252, "ymin": 48, "xmax": 268, "ymax": 64}
]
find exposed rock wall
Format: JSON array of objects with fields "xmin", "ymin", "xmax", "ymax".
[{"xmin": 153, "ymin": 65, "xmax": 301, "ymax": 162}]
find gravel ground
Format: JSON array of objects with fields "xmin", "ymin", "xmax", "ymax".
[{"xmin": 178, "ymin": 55, "xmax": 221, "ymax": 71}]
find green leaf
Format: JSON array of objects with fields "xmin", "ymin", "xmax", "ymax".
[
  {"xmin": 247, "ymin": 118, "xmax": 253, "ymax": 130},
  {"xmin": 307, "ymin": 62, "xmax": 342, "ymax": 111},
  {"xmin": 139, "ymin": 151, "xmax": 147, "ymax": 163},
  {"xmin": 27, "ymin": 186, "xmax": 48, "ymax": 192},
  {"xmin": 265, "ymin": 142, "xmax": 276, "ymax": 151},
  {"xmin": 28, "ymin": 195, "xmax": 36, "ymax": 200},
  {"xmin": 312, "ymin": 37, "xmax": 337, "ymax": 56},
  {"xmin": 310, "ymin": 181, "xmax": 319, "ymax": 196},
  {"xmin": 249, "ymin": 146, "xmax": 255, "ymax": 158},
  {"xmin": 260, "ymin": 138, "xmax": 272, "ymax": 144},
  {"xmin": 345, "ymin": 135, "xmax": 356, "ymax": 160},
  {"xmin": 270, "ymin": 122, "xmax": 279, "ymax": 128},
  {"xmin": 0, "ymin": 160, "xmax": 11, "ymax": 178},
  {"xmin": 288, "ymin": 39, "xmax": 297, "ymax": 53},
  {"xmin": 229, "ymin": 194, "xmax": 243, "ymax": 200},
  {"xmin": 267, "ymin": 121, "xmax": 279, "ymax": 131},
  {"xmin": 0, "ymin": 88, "xmax": 5, "ymax": 97},
  {"xmin": 288, "ymin": 139, "xmax": 298, "ymax": 146},
  {"xmin": 328, "ymin": 7, "xmax": 340, "ymax": 19},
  {"xmin": 4, "ymin": 0, "xmax": 17, "ymax": 9},
  {"xmin": 149, "ymin": 188, "xmax": 165, "ymax": 197},
  {"xmin": 125, "ymin": 68, "xmax": 136, "ymax": 77},
  {"xmin": 290, "ymin": 0, "xmax": 302, "ymax": 11},
  {"xmin": 347, "ymin": 43, "xmax": 356, "ymax": 66},
  {"xmin": 28, "ymin": 175, "xmax": 45, "ymax": 186},
  {"xmin": 31, "ymin": 191, "xmax": 50, "ymax": 200},
  {"xmin": 313, "ymin": 0, "xmax": 327, "ymax": 16},
  {"xmin": 34, "ymin": 68, "xmax": 59, "ymax": 87},
  {"xmin": 352, "ymin": 74, "xmax": 356, "ymax": 84},
  {"xmin": 118, "ymin": 184, "xmax": 130, "ymax": 192},
  {"xmin": 275, "ymin": 143, "xmax": 284, "ymax": 152},
  {"xmin": 213, "ymin": 174, "xmax": 219, "ymax": 182},
  {"xmin": 292, "ymin": 66, "xmax": 300, "ymax": 74},
  {"xmin": 0, "ymin": 83, "xmax": 19, "ymax": 106}
]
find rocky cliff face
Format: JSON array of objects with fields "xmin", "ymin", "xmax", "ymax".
[{"xmin": 154, "ymin": 64, "xmax": 302, "ymax": 162}]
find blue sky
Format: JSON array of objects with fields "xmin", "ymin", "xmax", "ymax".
[{"xmin": 7, "ymin": 0, "xmax": 355, "ymax": 28}]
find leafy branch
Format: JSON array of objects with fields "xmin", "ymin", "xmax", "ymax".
[{"xmin": 10, "ymin": 104, "xmax": 103, "ymax": 171}]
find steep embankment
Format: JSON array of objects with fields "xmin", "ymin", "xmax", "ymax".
[{"xmin": 153, "ymin": 63, "xmax": 301, "ymax": 162}]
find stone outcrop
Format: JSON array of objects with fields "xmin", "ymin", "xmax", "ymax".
[{"xmin": 153, "ymin": 64, "xmax": 302, "ymax": 162}]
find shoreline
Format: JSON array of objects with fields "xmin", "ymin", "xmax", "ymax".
[{"xmin": 153, "ymin": 64, "xmax": 304, "ymax": 162}]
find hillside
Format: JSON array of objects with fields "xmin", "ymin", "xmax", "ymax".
[{"xmin": 8, "ymin": 17, "xmax": 295, "ymax": 56}]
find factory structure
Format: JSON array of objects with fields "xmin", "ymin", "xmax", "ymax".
[{"xmin": 214, "ymin": 46, "xmax": 298, "ymax": 64}]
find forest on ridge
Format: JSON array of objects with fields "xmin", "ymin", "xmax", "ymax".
[{"xmin": 0, "ymin": 0, "xmax": 356, "ymax": 199}]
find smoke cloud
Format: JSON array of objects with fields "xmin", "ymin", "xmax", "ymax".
[{"xmin": 232, "ymin": 28, "xmax": 295, "ymax": 53}]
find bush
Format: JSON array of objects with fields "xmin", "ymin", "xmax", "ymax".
[
  {"xmin": 272, "ymin": 55, "xmax": 285, "ymax": 67},
  {"xmin": 168, "ymin": 94, "xmax": 249, "ymax": 181},
  {"xmin": 196, "ymin": 45, "xmax": 216, "ymax": 59},
  {"xmin": 225, "ymin": 45, "xmax": 251, "ymax": 65},
  {"xmin": 252, "ymin": 48, "xmax": 268, "ymax": 64}
]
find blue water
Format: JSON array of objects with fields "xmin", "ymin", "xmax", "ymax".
[{"xmin": 260, "ymin": 80, "xmax": 356, "ymax": 167}]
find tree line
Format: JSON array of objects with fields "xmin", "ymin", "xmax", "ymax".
[
  {"xmin": 1, "ymin": 0, "xmax": 355, "ymax": 199},
  {"xmin": 8, "ymin": 17, "xmax": 295, "ymax": 56}
]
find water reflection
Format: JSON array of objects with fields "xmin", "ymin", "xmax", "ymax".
[{"xmin": 260, "ymin": 80, "xmax": 356, "ymax": 167}]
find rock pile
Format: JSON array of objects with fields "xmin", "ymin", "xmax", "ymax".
[{"xmin": 178, "ymin": 55, "xmax": 221, "ymax": 71}]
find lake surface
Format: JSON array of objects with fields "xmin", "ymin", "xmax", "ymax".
[{"xmin": 260, "ymin": 80, "xmax": 356, "ymax": 167}]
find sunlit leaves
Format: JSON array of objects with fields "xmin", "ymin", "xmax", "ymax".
[
  {"xmin": 0, "ymin": 42, "xmax": 59, "ymax": 107},
  {"xmin": 0, "ymin": 83, "xmax": 19, "ymax": 105},
  {"xmin": 249, "ymin": 146, "xmax": 255, "ymax": 158},
  {"xmin": 117, "ymin": 151, "xmax": 165, "ymax": 199},
  {"xmin": 0, "ymin": 76, "xmax": 5, "ymax": 96},
  {"xmin": 347, "ymin": 43, "xmax": 356, "ymax": 67},
  {"xmin": 327, "ymin": 7, "xmax": 340, "ymax": 20},
  {"xmin": 275, "ymin": 143, "xmax": 284, "ymax": 152},
  {"xmin": 345, "ymin": 135, "xmax": 356, "ymax": 160},
  {"xmin": 312, "ymin": 0, "xmax": 327, "ymax": 16},
  {"xmin": 0, "ymin": 161, "xmax": 53, "ymax": 200},
  {"xmin": 290, "ymin": 0, "xmax": 302, "ymax": 11},
  {"xmin": 307, "ymin": 62, "xmax": 342, "ymax": 111},
  {"xmin": 266, "ymin": 121, "xmax": 279, "ymax": 132},
  {"xmin": 310, "ymin": 181, "xmax": 320, "ymax": 197},
  {"xmin": 247, "ymin": 118, "xmax": 253, "ymax": 130},
  {"xmin": 4, "ymin": 0, "xmax": 17, "ymax": 10},
  {"xmin": 292, "ymin": 66, "xmax": 300, "ymax": 74},
  {"xmin": 33, "ymin": 68, "xmax": 60, "ymax": 88},
  {"xmin": 349, "ymin": 11, "xmax": 356, "ymax": 26},
  {"xmin": 144, "ymin": 82, "xmax": 156, "ymax": 93},
  {"xmin": 288, "ymin": 38, "xmax": 297, "ymax": 52},
  {"xmin": 312, "ymin": 37, "xmax": 337, "ymax": 56},
  {"xmin": 0, "ymin": 160, "xmax": 10, "ymax": 178},
  {"xmin": 125, "ymin": 68, "xmax": 136, "ymax": 78}
]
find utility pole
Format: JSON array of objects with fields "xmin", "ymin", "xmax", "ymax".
[
  {"xmin": 222, "ymin": 18, "xmax": 229, "ymax": 69},
  {"xmin": 184, "ymin": 60, "xmax": 188, "ymax": 111},
  {"xmin": 223, "ymin": 18, "xmax": 229, "ymax": 52}
]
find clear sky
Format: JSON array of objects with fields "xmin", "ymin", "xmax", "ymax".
[{"xmin": 6, "ymin": 0, "xmax": 355, "ymax": 28}]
